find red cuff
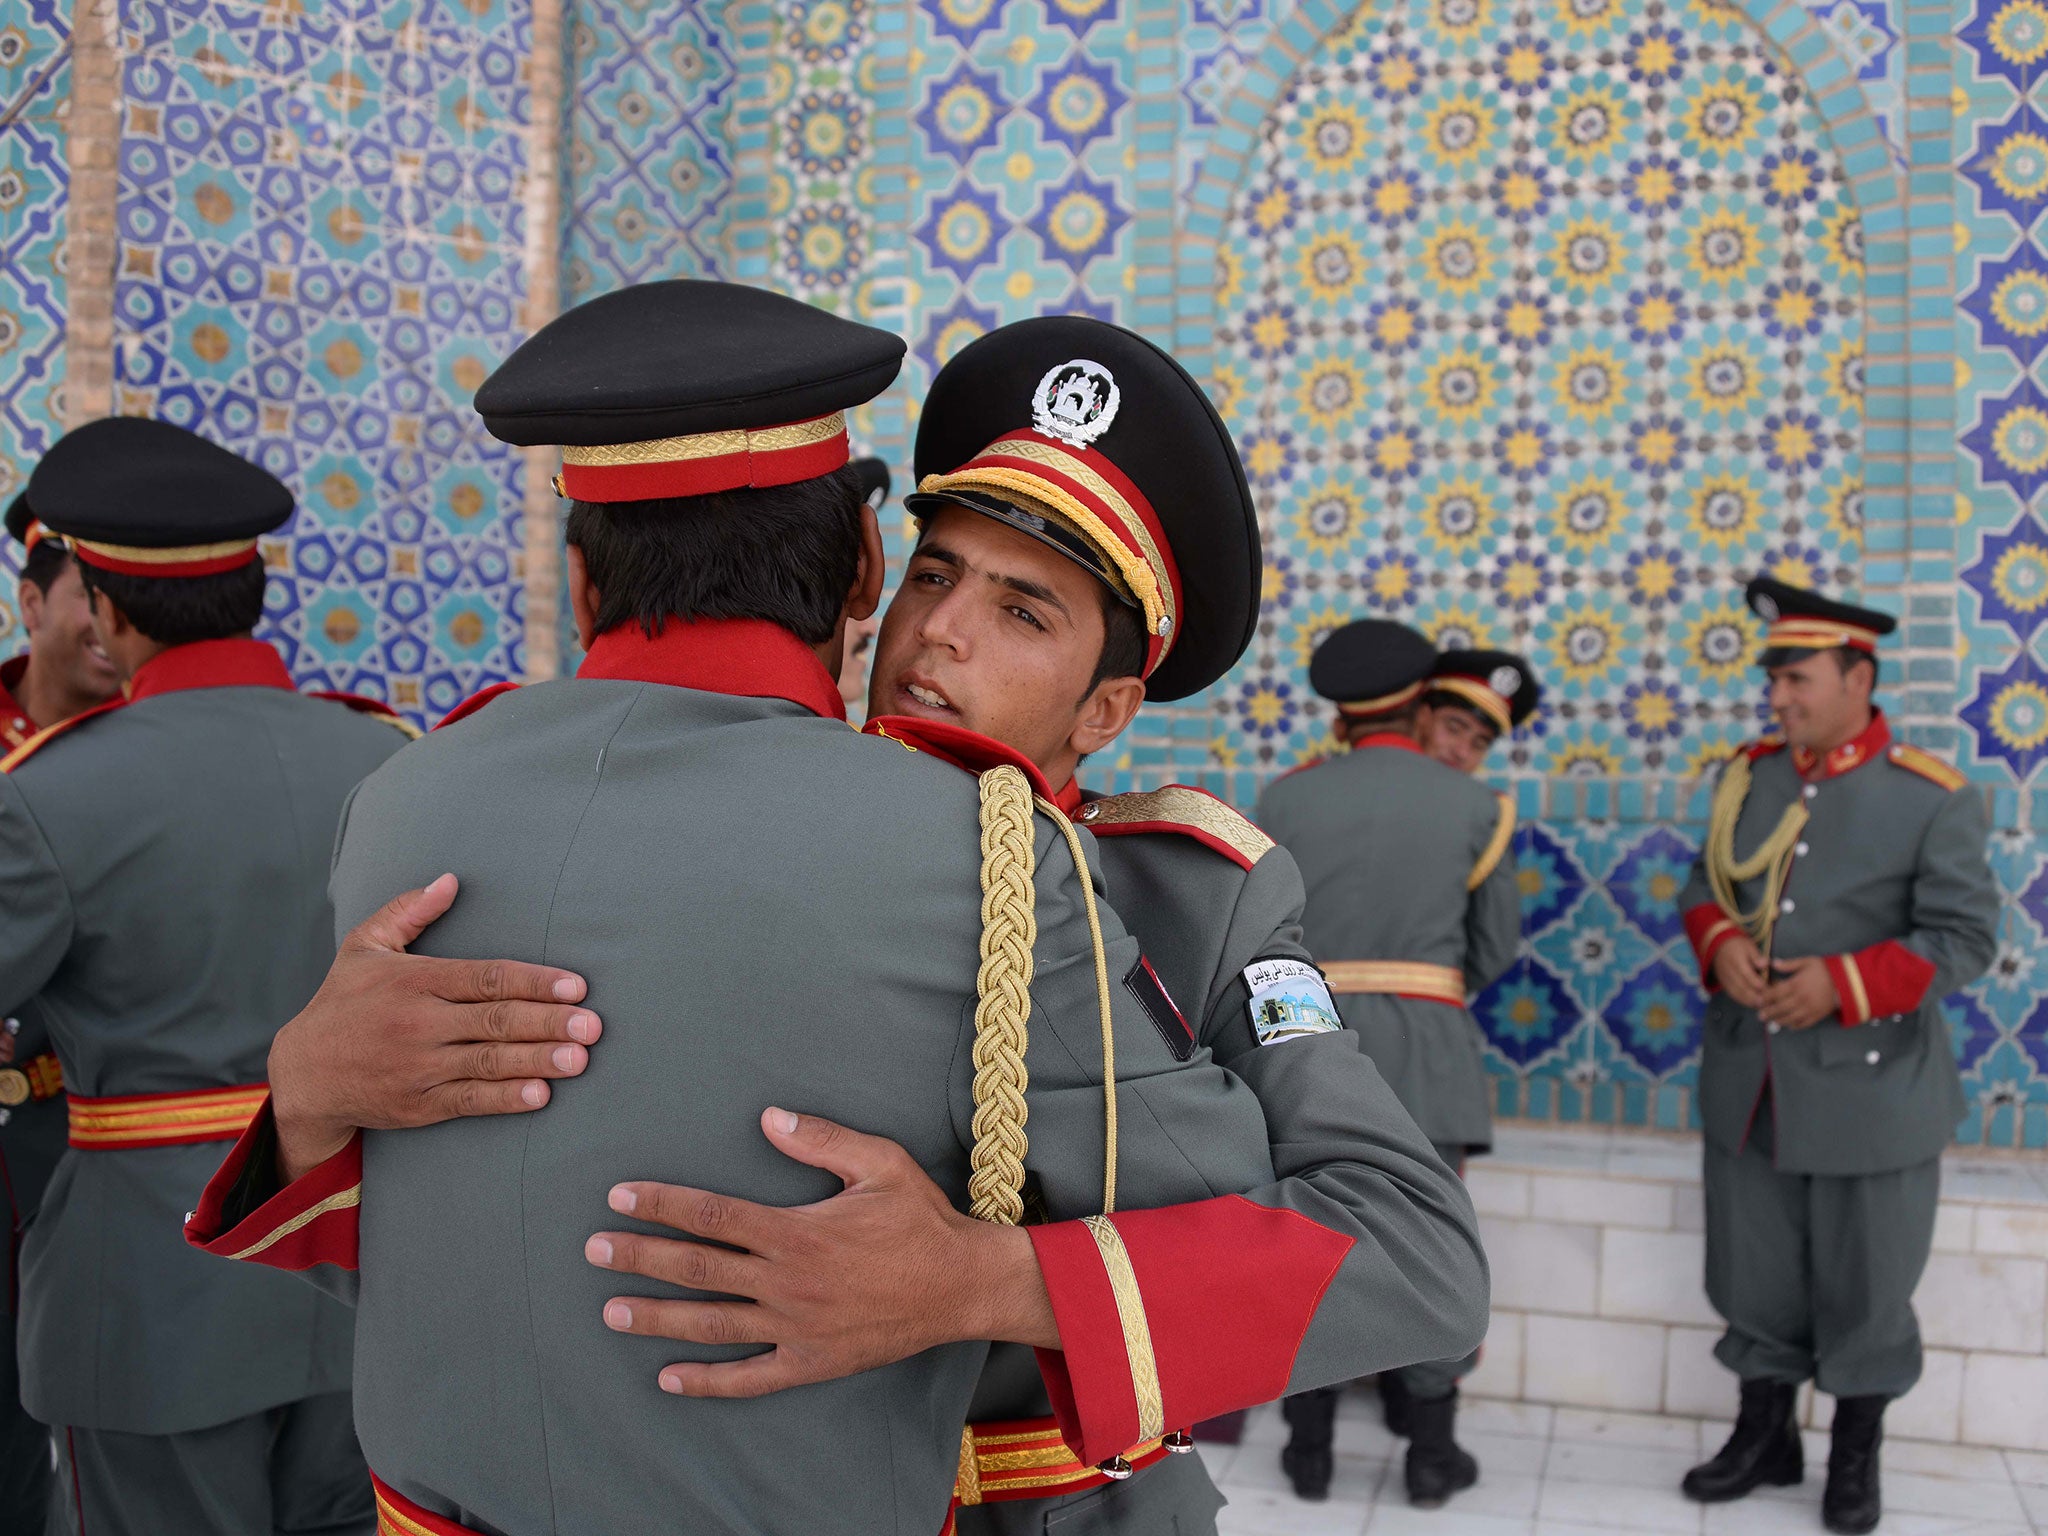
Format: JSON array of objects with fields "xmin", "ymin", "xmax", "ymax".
[
  {"xmin": 1029, "ymin": 1196, "xmax": 1353, "ymax": 1464},
  {"xmin": 1825, "ymin": 942, "xmax": 1936, "ymax": 1026},
  {"xmin": 184, "ymin": 1100, "xmax": 363, "ymax": 1271},
  {"xmin": 1683, "ymin": 903, "xmax": 1743, "ymax": 988}
]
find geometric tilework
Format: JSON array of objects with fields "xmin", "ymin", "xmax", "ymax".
[
  {"xmin": 0, "ymin": 0, "xmax": 70, "ymax": 660},
  {"xmin": 110, "ymin": 0, "xmax": 534, "ymax": 726}
]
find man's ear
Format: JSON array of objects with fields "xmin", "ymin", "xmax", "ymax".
[
  {"xmin": 566, "ymin": 543, "xmax": 600, "ymax": 652},
  {"xmin": 17, "ymin": 577, "xmax": 45, "ymax": 639},
  {"xmin": 1069, "ymin": 673, "xmax": 1147, "ymax": 759},
  {"xmin": 88, "ymin": 587, "xmax": 131, "ymax": 641},
  {"xmin": 847, "ymin": 501, "xmax": 886, "ymax": 623}
]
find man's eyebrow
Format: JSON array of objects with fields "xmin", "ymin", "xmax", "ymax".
[
  {"xmin": 913, "ymin": 542, "xmax": 964, "ymax": 570},
  {"xmin": 989, "ymin": 569, "xmax": 1071, "ymax": 618}
]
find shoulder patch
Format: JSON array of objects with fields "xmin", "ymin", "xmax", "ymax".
[
  {"xmin": 311, "ymin": 690, "xmax": 423, "ymax": 740},
  {"xmin": 1742, "ymin": 734, "xmax": 1788, "ymax": 762},
  {"xmin": 0, "ymin": 698, "xmax": 126, "ymax": 774},
  {"xmin": 1242, "ymin": 957, "xmax": 1344, "ymax": 1045},
  {"xmin": 1074, "ymin": 785, "xmax": 1275, "ymax": 872},
  {"xmin": 435, "ymin": 681, "xmax": 522, "ymax": 732},
  {"xmin": 1887, "ymin": 742, "xmax": 1968, "ymax": 792}
]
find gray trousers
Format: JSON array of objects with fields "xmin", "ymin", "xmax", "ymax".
[
  {"xmin": 1391, "ymin": 1143, "xmax": 1481, "ymax": 1400},
  {"xmin": 1, "ymin": 1324, "xmax": 52, "ymax": 1532},
  {"xmin": 1704, "ymin": 1108, "xmax": 1939, "ymax": 1400},
  {"xmin": 46, "ymin": 1392, "xmax": 373, "ymax": 1536}
]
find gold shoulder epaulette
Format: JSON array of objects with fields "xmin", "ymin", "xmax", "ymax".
[
  {"xmin": 1077, "ymin": 785, "xmax": 1275, "ymax": 872},
  {"xmin": 1888, "ymin": 742, "xmax": 1967, "ymax": 791},
  {"xmin": 0, "ymin": 699, "xmax": 125, "ymax": 774},
  {"xmin": 1469, "ymin": 792, "xmax": 1517, "ymax": 890}
]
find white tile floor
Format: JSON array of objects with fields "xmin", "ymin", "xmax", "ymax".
[{"xmin": 1202, "ymin": 1391, "xmax": 2048, "ymax": 1536}]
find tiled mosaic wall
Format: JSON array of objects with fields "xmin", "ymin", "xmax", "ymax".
[{"xmin": 0, "ymin": 0, "xmax": 70, "ymax": 647}]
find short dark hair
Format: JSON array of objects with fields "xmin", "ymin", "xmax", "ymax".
[
  {"xmin": 1085, "ymin": 588, "xmax": 1148, "ymax": 697},
  {"xmin": 1421, "ymin": 691, "xmax": 1500, "ymax": 737},
  {"xmin": 19, "ymin": 539, "xmax": 71, "ymax": 594},
  {"xmin": 1835, "ymin": 646, "xmax": 1879, "ymax": 688},
  {"xmin": 565, "ymin": 463, "xmax": 866, "ymax": 645},
  {"xmin": 78, "ymin": 560, "xmax": 267, "ymax": 646}
]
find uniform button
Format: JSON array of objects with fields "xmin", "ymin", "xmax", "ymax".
[
  {"xmin": 1780, "ymin": 898, "xmax": 1795, "ymax": 914},
  {"xmin": 1865, "ymin": 1050, "xmax": 1881, "ymax": 1065},
  {"xmin": 1795, "ymin": 842, "xmax": 1809, "ymax": 857},
  {"xmin": 1803, "ymin": 784, "xmax": 1818, "ymax": 800},
  {"xmin": 1767, "ymin": 1022, "xmax": 1782, "ymax": 1034},
  {"xmin": 1078, "ymin": 804, "xmax": 1100, "ymax": 822}
]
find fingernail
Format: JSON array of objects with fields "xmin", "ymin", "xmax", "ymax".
[
  {"xmin": 605, "ymin": 1301, "xmax": 631, "ymax": 1330},
  {"xmin": 553, "ymin": 976, "xmax": 584, "ymax": 1002},
  {"xmin": 553, "ymin": 1045, "xmax": 580, "ymax": 1072},
  {"xmin": 521, "ymin": 1081, "xmax": 547, "ymax": 1106},
  {"xmin": 587, "ymin": 1236, "xmax": 613, "ymax": 1265},
  {"xmin": 567, "ymin": 1012, "xmax": 598, "ymax": 1043},
  {"xmin": 768, "ymin": 1107, "xmax": 799, "ymax": 1135},
  {"xmin": 659, "ymin": 1371, "xmax": 683, "ymax": 1394},
  {"xmin": 609, "ymin": 1185, "xmax": 636, "ymax": 1214}
]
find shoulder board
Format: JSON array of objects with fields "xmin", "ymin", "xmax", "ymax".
[
  {"xmin": 1742, "ymin": 735, "xmax": 1787, "ymax": 762},
  {"xmin": 1468, "ymin": 791, "xmax": 1517, "ymax": 890},
  {"xmin": 310, "ymin": 690, "xmax": 423, "ymax": 740},
  {"xmin": 435, "ymin": 681, "xmax": 522, "ymax": 732},
  {"xmin": 1268, "ymin": 754, "xmax": 1328, "ymax": 785},
  {"xmin": 1887, "ymin": 742, "xmax": 1968, "ymax": 791},
  {"xmin": 862, "ymin": 715, "xmax": 1059, "ymax": 803},
  {"xmin": 1074, "ymin": 786, "xmax": 1275, "ymax": 872},
  {"xmin": 0, "ymin": 697, "xmax": 127, "ymax": 774}
]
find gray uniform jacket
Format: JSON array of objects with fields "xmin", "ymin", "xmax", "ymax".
[
  {"xmin": 0, "ymin": 639, "xmax": 403, "ymax": 1434},
  {"xmin": 193, "ymin": 632, "xmax": 1317, "ymax": 1536},
  {"xmin": 1257, "ymin": 741, "xmax": 1521, "ymax": 1152},
  {"xmin": 961, "ymin": 786, "xmax": 1488, "ymax": 1536},
  {"xmin": 1679, "ymin": 722, "xmax": 1998, "ymax": 1176}
]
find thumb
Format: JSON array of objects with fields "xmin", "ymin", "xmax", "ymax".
[
  {"xmin": 343, "ymin": 873, "xmax": 459, "ymax": 955},
  {"xmin": 761, "ymin": 1108, "xmax": 906, "ymax": 1191}
]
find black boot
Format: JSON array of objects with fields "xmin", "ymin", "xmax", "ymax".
[
  {"xmin": 1280, "ymin": 1387, "xmax": 1340, "ymax": 1501},
  {"xmin": 1379, "ymin": 1373, "xmax": 1413, "ymax": 1437},
  {"xmin": 1681, "ymin": 1379, "xmax": 1804, "ymax": 1502},
  {"xmin": 1404, "ymin": 1388, "xmax": 1479, "ymax": 1508},
  {"xmin": 1823, "ymin": 1395, "xmax": 1886, "ymax": 1534}
]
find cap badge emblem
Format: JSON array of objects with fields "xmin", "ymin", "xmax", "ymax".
[
  {"xmin": 1489, "ymin": 666, "xmax": 1521, "ymax": 696},
  {"xmin": 1033, "ymin": 360, "xmax": 1120, "ymax": 449},
  {"xmin": 1754, "ymin": 594, "xmax": 1780, "ymax": 621}
]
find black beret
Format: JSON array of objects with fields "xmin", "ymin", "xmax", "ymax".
[
  {"xmin": 1746, "ymin": 575, "xmax": 1894, "ymax": 664},
  {"xmin": 906, "ymin": 316, "xmax": 1258, "ymax": 703},
  {"xmin": 475, "ymin": 280, "xmax": 906, "ymax": 449},
  {"xmin": 28, "ymin": 417, "xmax": 293, "ymax": 550},
  {"xmin": 1308, "ymin": 619, "xmax": 1438, "ymax": 711},
  {"xmin": 853, "ymin": 457, "xmax": 891, "ymax": 508},
  {"xmin": 1429, "ymin": 649, "xmax": 1542, "ymax": 730}
]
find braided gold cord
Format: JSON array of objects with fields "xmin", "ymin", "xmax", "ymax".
[
  {"xmin": 1039, "ymin": 798, "xmax": 1120, "ymax": 1217},
  {"xmin": 970, "ymin": 766, "xmax": 1037, "ymax": 1225},
  {"xmin": 1704, "ymin": 753, "xmax": 1809, "ymax": 956}
]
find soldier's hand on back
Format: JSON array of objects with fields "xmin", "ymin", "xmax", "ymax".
[
  {"xmin": 586, "ymin": 1107, "xmax": 1057, "ymax": 1397},
  {"xmin": 1757, "ymin": 954, "xmax": 1839, "ymax": 1032},
  {"xmin": 1710, "ymin": 933, "xmax": 1771, "ymax": 1010},
  {"xmin": 267, "ymin": 873, "xmax": 601, "ymax": 1181}
]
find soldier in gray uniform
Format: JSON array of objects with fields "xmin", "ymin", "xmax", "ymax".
[
  {"xmin": 0, "ymin": 494, "xmax": 120, "ymax": 1535},
  {"xmin": 0, "ymin": 419, "xmax": 415, "ymax": 1536},
  {"xmin": 187, "ymin": 286, "xmax": 1489, "ymax": 1536},
  {"xmin": 1676, "ymin": 577, "xmax": 1997, "ymax": 1535},
  {"xmin": 1256, "ymin": 626, "xmax": 1532, "ymax": 1507}
]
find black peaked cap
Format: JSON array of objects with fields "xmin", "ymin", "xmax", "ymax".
[
  {"xmin": 1430, "ymin": 648, "xmax": 1542, "ymax": 727},
  {"xmin": 28, "ymin": 417, "xmax": 293, "ymax": 545},
  {"xmin": 475, "ymin": 280, "xmax": 907, "ymax": 447},
  {"xmin": 4, "ymin": 492, "xmax": 31, "ymax": 546},
  {"xmin": 909, "ymin": 316, "xmax": 1259, "ymax": 703},
  {"xmin": 1744, "ymin": 575, "xmax": 1896, "ymax": 637},
  {"xmin": 1308, "ymin": 619, "xmax": 1437, "ymax": 706}
]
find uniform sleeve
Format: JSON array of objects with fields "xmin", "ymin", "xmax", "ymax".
[
  {"xmin": 1464, "ymin": 841, "xmax": 1521, "ymax": 994},
  {"xmin": 183, "ymin": 1100, "xmax": 363, "ymax": 1304},
  {"xmin": 1822, "ymin": 789, "xmax": 1999, "ymax": 1025},
  {"xmin": 1009, "ymin": 834, "xmax": 1487, "ymax": 1465},
  {"xmin": 0, "ymin": 773, "xmax": 76, "ymax": 1016}
]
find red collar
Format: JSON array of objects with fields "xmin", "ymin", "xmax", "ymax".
[
  {"xmin": 0, "ymin": 655, "xmax": 32, "ymax": 735},
  {"xmin": 1052, "ymin": 776, "xmax": 1086, "ymax": 817},
  {"xmin": 1350, "ymin": 731, "xmax": 1424, "ymax": 754},
  {"xmin": 577, "ymin": 619, "xmax": 847, "ymax": 722},
  {"xmin": 126, "ymin": 638, "xmax": 295, "ymax": 703},
  {"xmin": 1792, "ymin": 710, "xmax": 1890, "ymax": 781}
]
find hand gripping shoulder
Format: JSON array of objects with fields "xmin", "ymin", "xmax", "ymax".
[{"xmin": 1075, "ymin": 785, "xmax": 1275, "ymax": 872}]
